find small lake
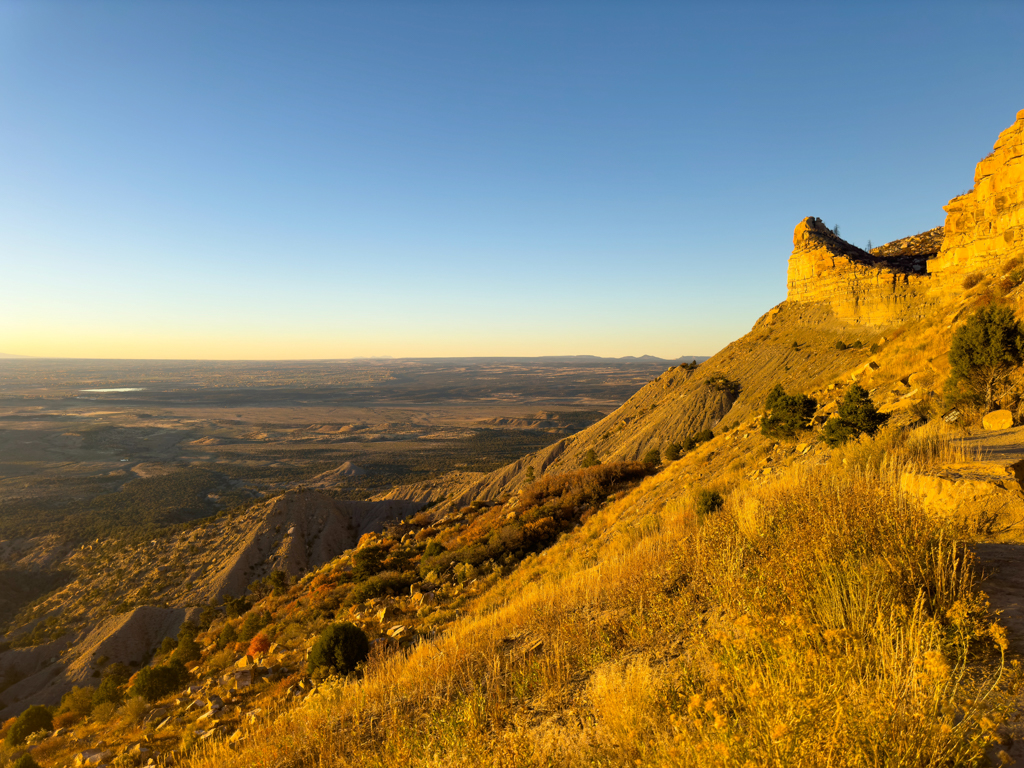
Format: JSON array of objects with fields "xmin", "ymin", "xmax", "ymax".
[{"xmin": 79, "ymin": 388, "xmax": 146, "ymax": 392}]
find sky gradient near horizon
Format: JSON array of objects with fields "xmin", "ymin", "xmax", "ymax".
[{"xmin": 2, "ymin": 1, "xmax": 1023, "ymax": 360}]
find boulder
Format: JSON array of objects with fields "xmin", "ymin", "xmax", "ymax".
[
  {"xmin": 984, "ymin": 410, "xmax": 1014, "ymax": 430},
  {"xmin": 74, "ymin": 750, "xmax": 112, "ymax": 767},
  {"xmin": 415, "ymin": 591, "xmax": 437, "ymax": 606}
]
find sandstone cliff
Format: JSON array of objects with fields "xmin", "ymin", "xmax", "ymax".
[
  {"xmin": 928, "ymin": 109, "xmax": 1024, "ymax": 291},
  {"xmin": 786, "ymin": 216, "xmax": 935, "ymax": 325},
  {"xmin": 787, "ymin": 109, "xmax": 1024, "ymax": 325}
]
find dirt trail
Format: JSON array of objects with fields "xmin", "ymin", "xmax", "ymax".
[
  {"xmin": 959, "ymin": 427, "xmax": 1024, "ymax": 760},
  {"xmin": 962, "ymin": 425, "xmax": 1024, "ymax": 465},
  {"xmin": 975, "ymin": 543, "xmax": 1024, "ymax": 762}
]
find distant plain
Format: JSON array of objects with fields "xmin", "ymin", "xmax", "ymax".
[{"xmin": 0, "ymin": 356, "xmax": 694, "ymax": 541}]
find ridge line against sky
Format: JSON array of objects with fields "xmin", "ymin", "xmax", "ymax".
[{"xmin": 1, "ymin": 1, "xmax": 1023, "ymax": 360}]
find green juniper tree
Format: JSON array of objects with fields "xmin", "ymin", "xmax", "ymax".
[
  {"xmin": 761, "ymin": 384, "xmax": 817, "ymax": 439},
  {"xmin": 822, "ymin": 385, "xmax": 888, "ymax": 446},
  {"xmin": 945, "ymin": 306, "xmax": 1024, "ymax": 411}
]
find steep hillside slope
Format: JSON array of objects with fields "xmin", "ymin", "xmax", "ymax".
[
  {"xmin": 420, "ymin": 110, "xmax": 1024, "ymax": 511},
  {"xmin": 3, "ymin": 108, "xmax": 1024, "ymax": 768},
  {"xmin": 0, "ymin": 493, "xmax": 423, "ymax": 718}
]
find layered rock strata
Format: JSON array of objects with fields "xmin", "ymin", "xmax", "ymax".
[
  {"xmin": 786, "ymin": 216, "xmax": 933, "ymax": 325},
  {"xmin": 928, "ymin": 110, "xmax": 1024, "ymax": 290},
  {"xmin": 788, "ymin": 109, "xmax": 1024, "ymax": 324}
]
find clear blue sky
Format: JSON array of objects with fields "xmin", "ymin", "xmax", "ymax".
[{"xmin": 1, "ymin": 1, "xmax": 1022, "ymax": 360}]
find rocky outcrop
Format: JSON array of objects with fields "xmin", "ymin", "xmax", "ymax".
[
  {"xmin": 786, "ymin": 217, "xmax": 934, "ymax": 325},
  {"xmin": 788, "ymin": 109, "xmax": 1024, "ymax": 323},
  {"xmin": 928, "ymin": 110, "xmax": 1024, "ymax": 291},
  {"xmin": 196, "ymin": 491, "xmax": 424, "ymax": 603}
]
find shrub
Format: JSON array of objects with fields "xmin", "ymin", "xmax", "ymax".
[
  {"xmin": 122, "ymin": 695, "xmax": 150, "ymax": 725},
  {"xmin": 642, "ymin": 448, "xmax": 662, "ymax": 467},
  {"xmin": 223, "ymin": 595, "xmax": 250, "ymax": 618},
  {"xmin": 307, "ymin": 623, "xmax": 369, "ymax": 676},
  {"xmin": 13, "ymin": 755, "xmax": 42, "ymax": 768},
  {"xmin": 247, "ymin": 633, "xmax": 271, "ymax": 657},
  {"xmin": 94, "ymin": 663, "xmax": 130, "ymax": 706},
  {"xmin": 761, "ymin": 384, "xmax": 817, "ymax": 439},
  {"xmin": 663, "ymin": 443, "xmax": 682, "ymax": 462},
  {"xmin": 1002, "ymin": 256, "xmax": 1024, "ymax": 274},
  {"xmin": 129, "ymin": 660, "xmax": 188, "ymax": 701},
  {"xmin": 695, "ymin": 489, "xmax": 724, "ymax": 516},
  {"xmin": 353, "ymin": 545, "xmax": 388, "ymax": 580},
  {"xmin": 423, "ymin": 540, "xmax": 445, "ymax": 558},
  {"xmin": 57, "ymin": 685, "xmax": 96, "ymax": 718},
  {"xmin": 269, "ymin": 570, "xmax": 290, "ymax": 595},
  {"xmin": 581, "ymin": 449, "xmax": 600, "ymax": 468},
  {"xmin": 823, "ymin": 385, "xmax": 888, "ymax": 446},
  {"xmin": 998, "ymin": 269, "xmax": 1024, "ymax": 295},
  {"xmin": 835, "ymin": 341, "xmax": 848, "ymax": 350},
  {"xmin": 171, "ymin": 634, "xmax": 200, "ymax": 666},
  {"xmin": 520, "ymin": 462, "xmax": 651, "ymax": 514},
  {"xmin": 91, "ymin": 701, "xmax": 117, "ymax": 723},
  {"xmin": 5, "ymin": 705, "xmax": 52, "ymax": 746},
  {"xmin": 678, "ymin": 430, "xmax": 714, "ymax": 452},
  {"xmin": 238, "ymin": 610, "xmax": 271, "ymax": 643},
  {"xmin": 962, "ymin": 271, "xmax": 985, "ymax": 290},
  {"xmin": 944, "ymin": 305, "xmax": 1024, "ymax": 410},
  {"xmin": 52, "ymin": 710, "xmax": 81, "ymax": 729},
  {"xmin": 198, "ymin": 605, "xmax": 219, "ymax": 629},
  {"xmin": 706, "ymin": 376, "xmax": 740, "ymax": 397},
  {"xmin": 157, "ymin": 636, "xmax": 177, "ymax": 656},
  {"xmin": 348, "ymin": 571, "xmax": 417, "ymax": 604},
  {"xmin": 217, "ymin": 622, "xmax": 238, "ymax": 649}
]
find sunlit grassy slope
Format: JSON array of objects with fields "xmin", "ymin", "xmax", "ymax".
[{"xmin": 185, "ymin": 418, "xmax": 1018, "ymax": 768}]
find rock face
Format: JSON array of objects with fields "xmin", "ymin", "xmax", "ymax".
[
  {"xmin": 786, "ymin": 216, "xmax": 934, "ymax": 325},
  {"xmin": 928, "ymin": 110, "xmax": 1024, "ymax": 292},
  {"xmin": 788, "ymin": 109, "xmax": 1024, "ymax": 325}
]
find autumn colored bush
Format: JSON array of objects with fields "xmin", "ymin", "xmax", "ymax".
[
  {"xmin": 519, "ymin": 461, "xmax": 650, "ymax": 515},
  {"xmin": 51, "ymin": 711, "xmax": 81, "ymax": 729},
  {"xmin": 247, "ymin": 632, "xmax": 271, "ymax": 657}
]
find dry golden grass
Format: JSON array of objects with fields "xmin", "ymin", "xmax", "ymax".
[{"xmin": 184, "ymin": 432, "xmax": 1015, "ymax": 768}]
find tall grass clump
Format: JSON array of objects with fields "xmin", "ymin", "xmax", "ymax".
[{"xmin": 185, "ymin": 442, "xmax": 1013, "ymax": 768}]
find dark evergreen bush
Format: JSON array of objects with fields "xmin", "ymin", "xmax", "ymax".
[
  {"xmin": 307, "ymin": 623, "xmax": 370, "ymax": 676},
  {"xmin": 217, "ymin": 622, "xmax": 238, "ymax": 649},
  {"xmin": 238, "ymin": 610, "xmax": 270, "ymax": 643},
  {"xmin": 129, "ymin": 660, "xmax": 188, "ymax": 701},
  {"xmin": 695, "ymin": 489, "xmax": 724, "ymax": 516},
  {"xmin": 347, "ymin": 571, "xmax": 417, "ymax": 605},
  {"xmin": 822, "ymin": 385, "xmax": 888, "ymax": 446},
  {"xmin": 353, "ymin": 545, "xmax": 388, "ymax": 580},
  {"xmin": 642, "ymin": 448, "xmax": 662, "ymax": 467},
  {"xmin": 5, "ymin": 705, "xmax": 52, "ymax": 746},
  {"xmin": 170, "ymin": 632, "xmax": 200, "ymax": 665},
  {"xmin": 94, "ymin": 663, "xmax": 130, "ymax": 705},
  {"xmin": 424, "ymin": 540, "xmax": 445, "ymax": 558},
  {"xmin": 761, "ymin": 384, "xmax": 817, "ymax": 439}
]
